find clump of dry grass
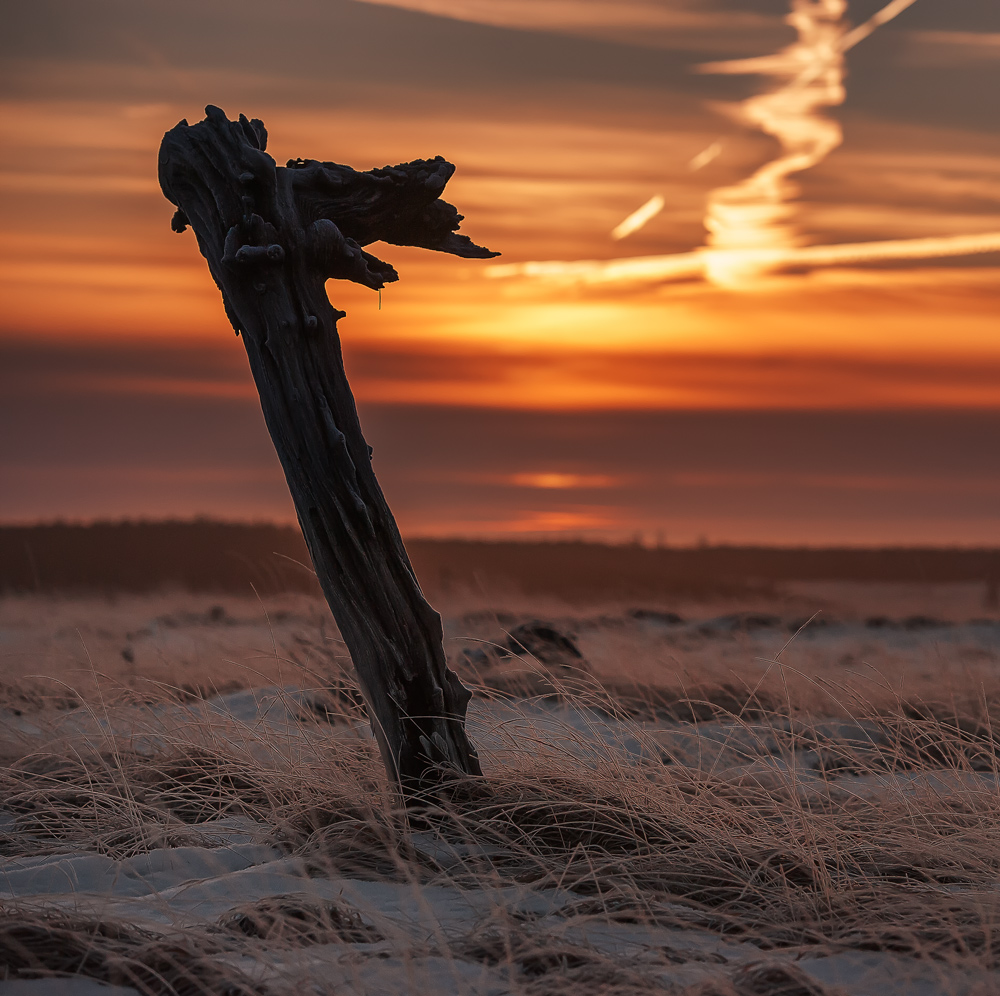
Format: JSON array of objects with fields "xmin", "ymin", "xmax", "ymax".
[
  {"xmin": 219, "ymin": 894, "xmax": 383, "ymax": 945},
  {"xmin": 2, "ymin": 652, "xmax": 1000, "ymax": 994},
  {"xmin": 0, "ymin": 909, "xmax": 258, "ymax": 995},
  {"xmin": 456, "ymin": 908, "xmax": 671, "ymax": 994}
]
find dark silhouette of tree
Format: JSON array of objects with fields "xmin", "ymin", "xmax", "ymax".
[{"xmin": 158, "ymin": 106, "xmax": 496, "ymax": 797}]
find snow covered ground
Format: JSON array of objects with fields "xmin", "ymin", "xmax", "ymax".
[{"xmin": 1, "ymin": 590, "xmax": 999, "ymax": 994}]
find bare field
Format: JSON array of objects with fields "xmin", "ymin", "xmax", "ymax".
[
  {"xmin": 2, "ymin": 581, "xmax": 998, "ymax": 711},
  {"xmin": 1, "ymin": 584, "xmax": 1000, "ymax": 994}
]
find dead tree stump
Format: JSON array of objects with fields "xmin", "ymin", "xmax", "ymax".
[{"xmin": 158, "ymin": 106, "xmax": 496, "ymax": 796}]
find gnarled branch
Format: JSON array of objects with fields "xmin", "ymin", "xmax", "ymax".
[{"xmin": 159, "ymin": 106, "xmax": 496, "ymax": 796}]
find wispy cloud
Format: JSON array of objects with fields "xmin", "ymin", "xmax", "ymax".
[
  {"xmin": 490, "ymin": 234, "xmax": 1000, "ymax": 289},
  {"xmin": 494, "ymin": 0, "xmax": 1000, "ymax": 290},
  {"xmin": 352, "ymin": 0, "xmax": 730, "ymax": 31},
  {"xmin": 347, "ymin": 0, "xmax": 783, "ymax": 51},
  {"xmin": 611, "ymin": 195, "xmax": 666, "ymax": 240},
  {"xmin": 901, "ymin": 30, "xmax": 1000, "ymax": 68}
]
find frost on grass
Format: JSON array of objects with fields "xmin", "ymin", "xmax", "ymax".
[{"xmin": 1, "ymin": 597, "xmax": 1000, "ymax": 994}]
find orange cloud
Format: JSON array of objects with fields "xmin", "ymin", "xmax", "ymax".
[
  {"xmin": 4, "ymin": 96, "xmax": 1000, "ymax": 410},
  {"xmin": 507, "ymin": 472, "xmax": 622, "ymax": 489},
  {"xmin": 406, "ymin": 508, "xmax": 617, "ymax": 537},
  {"xmin": 345, "ymin": 0, "xmax": 782, "ymax": 53}
]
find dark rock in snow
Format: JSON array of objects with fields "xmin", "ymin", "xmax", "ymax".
[{"xmin": 506, "ymin": 622, "xmax": 586, "ymax": 672}]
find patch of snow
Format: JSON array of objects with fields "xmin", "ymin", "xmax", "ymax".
[
  {"xmin": 0, "ymin": 982, "xmax": 140, "ymax": 996},
  {"xmin": 798, "ymin": 948, "xmax": 995, "ymax": 996},
  {"xmin": 0, "ymin": 843, "xmax": 281, "ymax": 901}
]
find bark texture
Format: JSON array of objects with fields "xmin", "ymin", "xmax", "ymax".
[{"xmin": 158, "ymin": 106, "xmax": 496, "ymax": 794}]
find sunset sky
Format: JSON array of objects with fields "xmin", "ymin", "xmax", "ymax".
[{"xmin": 3, "ymin": 0, "xmax": 1000, "ymax": 543}]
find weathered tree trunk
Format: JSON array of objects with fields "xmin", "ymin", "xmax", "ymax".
[{"xmin": 158, "ymin": 106, "xmax": 496, "ymax": 795}]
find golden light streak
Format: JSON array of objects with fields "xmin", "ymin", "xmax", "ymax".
[
  {"xmin": 688, "ymin": 140, "xmax": 723, "ymax": 171},
  {"xmin": 611, "ymin": 194, "xmax": 665, "ymax": 240},
  {"xmin": 490, "ymin": 232, "xmax": 1000, "ymax": 287},
  {"xmin": 610, "ymin": 138, "xmax": 718, "ymax": 238},
  {"xmin": 788, "ymin": 231, "xmax": 1000, "ymax": 266},
  {"xmin": 839, "ymin": 0, "xmax": 920, "ymax": 50},
  {"xmin": 488, "ymin": 252, "xmax": 703, "ymax": 284}
]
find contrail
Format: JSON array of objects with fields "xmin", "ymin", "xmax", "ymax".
[
  {"xmin": 697, "ymin": 0, "xmax": 920, "ymax": 286},
  {"xmin": 697, "ymin": 0, "xmax": 848, "ymax": 286},
  {"xmin": 497, "ymin": 0, "xmax": 989, "ymax": 290},
  {"xmin": 609, "ymin": 141, "xmax": 721, "ymax": 241},
  {"xmin": 488, "ymin": 232, "xmax": 1000, "ymax": 286},
  {"xmin": 688, "ymin": 140, "xmax": 724, "ymax": 172},
  {"xmin": 489, "ymin": 251, "xmax": 703, "ymax": 285},
  {"xmin": 839, "ymin": 0, "xmax": 920, "ymax": 51},
  {"xmin": 793, "ymin": 231, "xmax": 1000, "ymax": 266},
  {"xmin": 611, "ymin": 195, "xmax": 665, "ymax": 240}
]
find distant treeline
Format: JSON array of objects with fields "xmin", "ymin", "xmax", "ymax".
[
  {"xmin": 2, "ymin": 521, "xmax": 1000, "ymax": 599},
  {"xmin": 2, "ymin": 521, "xmax": 318, "ymax": 596}
]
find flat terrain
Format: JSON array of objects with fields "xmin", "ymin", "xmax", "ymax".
[{"xmin": 1, "ymin": 582, "xmax": 1000, "ymax": 994}]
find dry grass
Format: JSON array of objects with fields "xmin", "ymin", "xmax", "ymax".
[
  {"xmin": 0, "ymin": 909, "xmax": 259, "ymax": 995},
  {"xmin": 2, "ymin": 592, "xmax": 1000, "ymax": 993}
]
